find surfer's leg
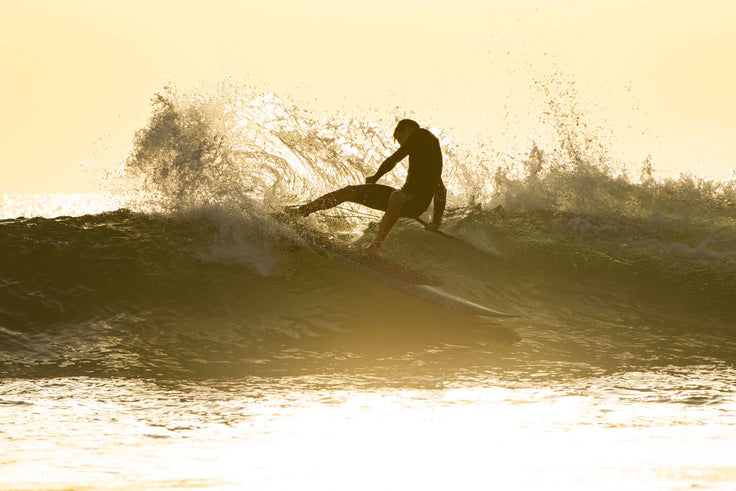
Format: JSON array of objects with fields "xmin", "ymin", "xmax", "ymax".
[
  {"xmin": 398, "ymin": 190, "xmax": 432, "ymax": 219},
  {"xmin": 294, "ymin": 184, "xmax": 394, "ymax": 216},
  {"xmin": 365, "ymin": 189, "xmax": 408, "ymax": 252}
]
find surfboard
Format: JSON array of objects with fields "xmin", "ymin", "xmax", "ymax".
[{"xmin": 273, "ymin": 214, "xmax": 517, "ymax": 318}]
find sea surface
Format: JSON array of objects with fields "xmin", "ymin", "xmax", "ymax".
[{"xmin": 2, "ymin": 87, "xmax": 736, "ymax": 490}]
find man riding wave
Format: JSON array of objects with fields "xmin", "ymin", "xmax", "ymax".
[{"xmin": 285, "ymin": 119, "xmax": 446, "ymax": 253}]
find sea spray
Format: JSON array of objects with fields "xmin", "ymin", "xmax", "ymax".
[{"xmin": 108, "ymin": 82, "xmax": 736, "ymax": 309}]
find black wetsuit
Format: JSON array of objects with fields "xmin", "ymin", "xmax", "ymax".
[
  {"xmin": 298, "ymin": 128, "xmax": 446, "ymax": 219},
  {"xmin": 373, "ymin": 127, "xmax": 445, "ymax": 217}
]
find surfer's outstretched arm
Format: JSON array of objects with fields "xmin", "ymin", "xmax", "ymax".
[
  {"xmin": 366, "ymin": 144, "xmax": 410, "ymax": 183},
  {"xmin": 430, "ymin": 179, "xmax": 447, "ymax": 229}
]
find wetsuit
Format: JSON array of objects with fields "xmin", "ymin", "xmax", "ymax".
[
  {"xmin": 298, "ymin": 128, "xmax": 446, "ymax": 219},
  {"xmin": 371, "ymin": 127, "xmax": 445, "ymax": 218}
]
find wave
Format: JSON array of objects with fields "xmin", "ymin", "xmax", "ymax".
[
  {"xmin": 2, "ymin": 83, "xmax": 735, "ymax": 378},
  {"xmin": 119, "ymin": 84, "xmax": 736, "ymax": 304},
  {"xmin": 1, "ymin": 205, "xmax": 734, "ymax": 379}
]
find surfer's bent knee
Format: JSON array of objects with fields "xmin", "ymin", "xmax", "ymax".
[{"xmin": 389, "ymin": 189, "xmax": 409, "ymax": 207}]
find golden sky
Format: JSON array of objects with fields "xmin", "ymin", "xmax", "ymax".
[{"xmin": 2, "ymin": 0, "xmax": 735, "ymax": 193}]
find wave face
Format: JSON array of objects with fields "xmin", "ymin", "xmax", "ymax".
[{"xmin": 2, "ymin": 85, "xmax": 736, "ymax": 379}]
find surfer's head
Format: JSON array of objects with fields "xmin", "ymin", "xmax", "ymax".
[{"xmin": 393, "ymin": 119, "xmax": 419, "ymax": 145}]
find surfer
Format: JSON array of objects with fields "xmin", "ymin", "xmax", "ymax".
[{"xmin": 285, "ymin": 119, "xmax": 446, "ymax": 253}]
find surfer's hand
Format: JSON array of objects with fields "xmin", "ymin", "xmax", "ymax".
[
  {"xmin": 365, "ymin": 175, "xmax": 378, "ymax": 184},
  {"xmin": 425, "ymin": 222, "xmax": 440, "ymax": 232}
]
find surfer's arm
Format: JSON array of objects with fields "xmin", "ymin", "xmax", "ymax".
[
  {"xmin": 366, "ymin": 144, "xmax": 410, "ymax": 183},
  {"xmin": 430, "ymin": 179, "xmax": 447, "ymax": 228}
]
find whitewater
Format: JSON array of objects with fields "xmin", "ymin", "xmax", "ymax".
[{"xmin": 1, "ymin": 85, "xmax": 735, "ymax": 490}]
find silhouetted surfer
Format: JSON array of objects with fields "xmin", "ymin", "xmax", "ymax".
[{"xmin": 285, "ymin": 119, "xmax": 446, "ymax": 253}]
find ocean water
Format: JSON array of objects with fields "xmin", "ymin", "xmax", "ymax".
[{"xmin": 2, "ymin": 86, "xmax": 736, "ymax": 490}]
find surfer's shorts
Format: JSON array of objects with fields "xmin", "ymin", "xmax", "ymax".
[{"xmin": 347, "ymin": 184, "xmax": 431, "ymax": 218}]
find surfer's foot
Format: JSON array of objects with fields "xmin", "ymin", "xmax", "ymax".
[
  {"xmin": 280, "ymin": 205, "xmax": 308, "ymax": 220},
  {"xmin": 359, "ymin": 243, "xmax": 380, "ymax": 256}
]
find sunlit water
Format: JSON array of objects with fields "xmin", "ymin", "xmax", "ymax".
[
  {"xmin": 2, "ymin": 370, "xmax": 736, "ymax": 490},
  {"xmin": 0, "ymin": 194, "xmax": 123, "ymax": 220}
]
